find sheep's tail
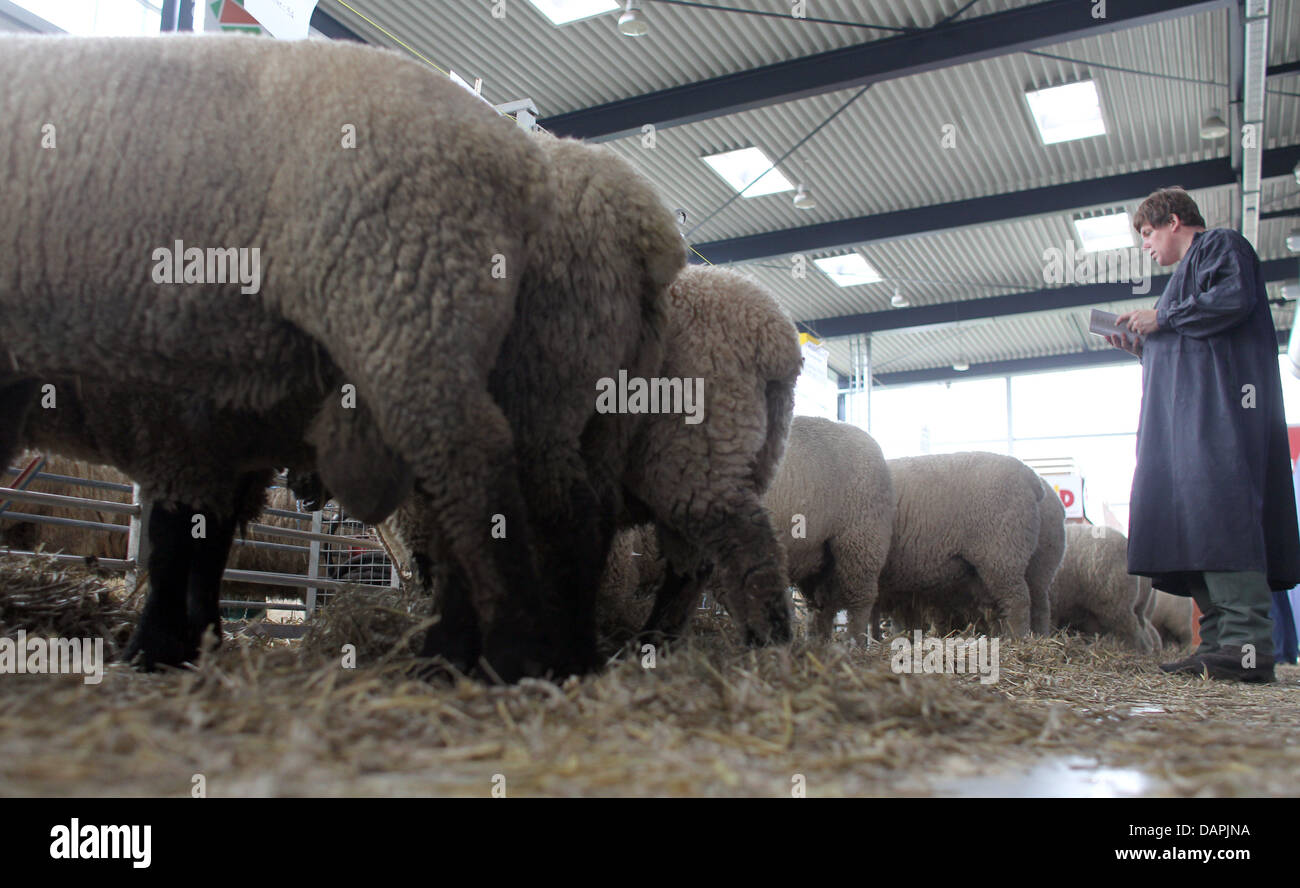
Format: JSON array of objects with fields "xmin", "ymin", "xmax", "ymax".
[{"xmin": 751, "ymin": 373, "xmax": 799, "ymax": 495}]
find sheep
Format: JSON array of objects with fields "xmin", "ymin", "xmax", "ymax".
[
  {"xmin": 876, "ymin": 452, "xmax": 1047, "ymax": 638},
  {"xmin": 1133, "ymin": 563, "xmax": 1160, "ymax": 650},
  {"xmin": 389, "ymin": 263, "xmax": 800, "ymax": 660},
  {"xmin": 1047, "ymin": 524, "xmax": 1153, "ymax": 651},
  {"xmin": 375, "ymin": 130, "xmax": 684, "ymax": 676},
  {"xmin": 0, "ymin": 35, "xmax": 572, "ymax": 678},
  {"xmin": 1027, "ymin": 477, "xmax": 1067, "ymax": 634},
  {"xmin": 757, "ymin": 417, "xmax": 894, "ymax": 642},
  {"xmin": 0, "ymin": 453, "xmax": 315, "ymax": 614},
  {"xmin": 0, "ymin": 452, "xmax": 345, "ymax": 618},
  {"xmin": 620, "ymin": 265, "xmax": 802, "ymax": 646},
  {"xmin": 592, "ymin": 524, "xmax": 662, "ymax": 652},
  {"xmin": 1150, "ymin": 589, "xmax": 1195, "ymax": 649},
  {"xmin": 11, "ymin": 379, "xmax": 411, "ymax": 667}
]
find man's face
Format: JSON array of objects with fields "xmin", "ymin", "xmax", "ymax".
[{"xmin": 1139, "ymin": 218, "xmax": 1179, "ymax": 267}]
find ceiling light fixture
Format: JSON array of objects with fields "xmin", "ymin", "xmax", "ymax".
[
  {"xmin": 618, "ymin": 0, "xmax": 648, "ymax": 36},
  {"xmin": 952, "ymin": 359, "xmax": 971, "ymax": 372},
  {"xmin": 526, "ymin": 0, "xmax": 620, "ymax": 26},
  {"xmin": 890, "ymin": 286, "xmax": 909, "ymax": 307},
  {"xmin": 793, "ymin": 184, "xmax": 816, "ymax": 210},
  {"xmin": 1288, "ymin": 228, "xmax": 1300, "ymax": 252},
  {"xmin": 1024, "ymin": 80, "xmax": 1106, "ymax": 144},
  {"xmin": 1073, "ymin": 212, "xmax": 1134, "ymax": 252},
  {"xmin": 701, "ymin": 147, "xmax": 794, "ymax": 197},
  {"xmin": 813, "ymin": 254, "xmax": 882, "ymax": 288}
]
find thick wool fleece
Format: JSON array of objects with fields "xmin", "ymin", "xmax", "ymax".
[
  {"xmin": 761, "ymin": 417, "xmax": 894, "ymax": 641},
  {"xmin": 1048, "ymin": 524, "xmax": 1154, "ymax": 651},
  {"xmin": 376, "ymin": 132, "xmax": 685, "ymax": 676},
  {"xmin": 0, "ymin": 35, "xmax": 558, "ymax": 678},
  {"xmin": 878, "ymin": 452, "xmax": 1046, "ymax": 638},
  {"xmin": 621, "ymin": 265, "xmax": 802, "ymax": 645}
]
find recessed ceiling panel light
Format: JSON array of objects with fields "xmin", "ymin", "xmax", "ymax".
[
  {"xmin": 1025, "ymin": 80, "xmax": 1106, "ymax": 144},
  {"xmin": 702, "ymin": 147, "xmax": 795, "ymax": 197},
  {"xmin": 813, "ymin": 254, "xmax": 882, "ymax": 287},
  {"xmin": 1074, "ymin": 213, "xmax": 1134, "ymax": 252},
  {"xmin": 526, "ymin": 0, "xmax": 619, "ymax": 26}
]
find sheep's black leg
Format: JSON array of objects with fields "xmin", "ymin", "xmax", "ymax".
[
  {"xmin": 417, "ymin": 554, "xmax": 482, "ymax": 676},
  {"xmin": 489, "ymin": 443, "xmax": 606, "ymax": 679},
  {"xmin": 640, "ymin": 563, "xmax": 701, "ymax": 644},
  {"xmin": 185, "ymin": 505, "xmax": 240, "ymax": 661},
  {"xmin": 683, "ymin": 504, "xmax": 793, "ymax": 647},
  {"xmin": 123, "ymin": 502, "xmax": 195, "ymax": 669},
  {"xmin": 0, "ymin": 379, "xmax": 39, "ymax": 470}
]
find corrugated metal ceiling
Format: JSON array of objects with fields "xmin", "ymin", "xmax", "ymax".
[{"xmin": 318, "ymin": 0, "xmax": 1299, "ymax": 380}]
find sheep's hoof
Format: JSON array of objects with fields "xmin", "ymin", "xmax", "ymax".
[
  {"xmin": 480, "ymin": 631, "xmax": 590, "ymax": 685},
  {"xmin": 121, "ymin": 626, "xmax": 198, "ymax": 671},
  {"xmin": 417, "ymin": 626, "xmax": 479, "ymax": 677},
  {"xmin": 407, "ymin": 657, "xmax": 464, "ymax": 685}
]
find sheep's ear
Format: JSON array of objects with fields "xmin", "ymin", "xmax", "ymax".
[
  {"xmin": 307, "ymin": 399, "xmax": 414, "ymax": 525},
  {"xmin": 644, "ymin": 223, "xmax": 688, "ymax": 295}
]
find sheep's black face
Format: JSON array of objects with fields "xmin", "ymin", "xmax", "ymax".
[{"xmin": 732, "ymin": 588, "xmax": 794, "ymax": 647}]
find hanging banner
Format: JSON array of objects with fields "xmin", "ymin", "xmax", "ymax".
[
  {"xmin": 243, "ymin": 0, "xmax": 318, "ymax": 40},
  {"xmin": 204, "ymin": 0, "xmax": 266, "ymax": 34}
]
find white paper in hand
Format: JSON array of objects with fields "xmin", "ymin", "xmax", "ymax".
[{"xmin": 1089, "ymin": 309, "xmax": 1138, "ymax": 340}]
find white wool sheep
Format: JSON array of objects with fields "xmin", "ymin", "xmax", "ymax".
[
  {"xmin": 760, "ymin": 417, "xmax": 894, "ymax": 641},
  {"xmin": 1026, "ymin": 478, "xmax": 1067, "ymax": 634},
  {"xmin": 1133, "ymin": 564, "xmax": 1160, "ymax": 650},
  {"xmin": 1, "ymin": 35, "xmax": 560, "ymax": 676},
  {"xmin": 876, "ymin": 452, "xmax": 1047, "ymax": 638},
  {"xmin": 1150, "ymin": 589, "xmax": 1195, "ymax": 649},
  {"xmin": 1047, "ymin": 524, "xmax": 1153, "ymax": 651}
]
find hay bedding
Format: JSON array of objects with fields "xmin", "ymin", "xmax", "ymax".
[{"xmin": 0, "ymin": 554, "xmax": 1296, "ymax": 797}]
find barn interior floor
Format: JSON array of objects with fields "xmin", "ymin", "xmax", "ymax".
[{"xmin": 0, "ymin": 555, "xmax": 1297, "ymax": 798}]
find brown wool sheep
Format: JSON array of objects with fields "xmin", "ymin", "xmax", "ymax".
[
  {"xmin": 396, "ymin": 263, "xmax": 802, "ymax": 657},
  {"xmin": 379, "ymin": 131, "xmax": 684, "ymax": 676},
  {"xmin": 1, "ymin": 35, "xmax": 556, "ymax": 675},
  {"xmin": 619, "ymin": 265, "xmax": 802, "ymax": 646},
  {"xmin": 1, "ymin": 452, "xmax": 329, "ymax": 607}
]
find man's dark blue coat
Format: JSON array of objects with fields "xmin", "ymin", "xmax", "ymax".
[{"xmin": 1127, "ymin": 228, "xmax": 1300, "ymax": 596}]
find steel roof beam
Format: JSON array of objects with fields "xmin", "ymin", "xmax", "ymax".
[
  {"xmin": 806, "ymin": 258, "xmax": 1297, "ymax": 338},
  {"xmin": 540, "ymin": 0, "xmax": 1232, "ymax": 141},
  {"xmin": 872, "ymin": 328, "xmax": 1289, "ymax": 386},
  {"xmin": 693, "ymin": 144, "xmax": 1300, "ymax": 265}
]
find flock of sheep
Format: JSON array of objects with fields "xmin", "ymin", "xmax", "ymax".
[
  {"xmin": 595, "ymin": 420, "xmax": 1193, "ymax": 655},
  {"xmin": 0, "ymin": 35, "xmax": 1192, "ymax": 683}
]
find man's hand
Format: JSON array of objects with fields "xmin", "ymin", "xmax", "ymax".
[
  {"xmin": 1105, "ymin": 331, "xmax": 1143, "ymax": 358},
  {"xmin": 1117, "ymin": 308, "xmax": 1159, "ymax": 336}
]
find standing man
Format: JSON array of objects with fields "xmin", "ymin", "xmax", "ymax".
[{"xmin": 1107, "ymin": 187, "xmax": 1300, "ymax": 682}]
